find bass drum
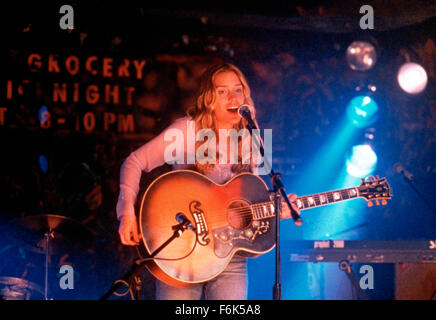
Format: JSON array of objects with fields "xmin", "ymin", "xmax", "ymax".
[{"xmin": 0, "ymin": 276, "xmax": 44, "ymax": 300}]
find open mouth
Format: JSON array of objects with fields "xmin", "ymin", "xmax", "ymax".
[{"xmin": 227, "ymin": 106, "xmax": 239, "ymax": 113}]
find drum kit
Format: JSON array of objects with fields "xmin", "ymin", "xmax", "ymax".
[{"xmin": 0, "ymin": 213, "xmax": 98, "ymax": 300}]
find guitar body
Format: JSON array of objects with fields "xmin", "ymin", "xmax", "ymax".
[{"xmin": 139, "ymin": 170, "xmax": 276, "ymax": 287}]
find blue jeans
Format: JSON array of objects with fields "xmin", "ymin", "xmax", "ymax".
[{"xmin": 155, "ymin": 256, "xmax": 247, "ymax": 300}]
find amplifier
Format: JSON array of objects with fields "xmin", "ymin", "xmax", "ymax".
[
  {"xmin": 283, "ymin": 240, "xmax": 436, "ymax": 263},
  {"xmin": 283, "ymin": 240, "xmax": 436, "ymax": 299}
]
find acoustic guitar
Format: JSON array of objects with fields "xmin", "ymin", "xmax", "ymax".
[{"xmin": 138, "ymin": 170, "xmax": 391, "ymax": 287}]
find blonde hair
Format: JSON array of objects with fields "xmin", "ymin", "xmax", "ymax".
[{"xmin": 186, "ymin": 63, "xmax": 257, "ymax": 174}]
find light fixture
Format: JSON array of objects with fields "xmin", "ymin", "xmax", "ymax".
[
  {"xmin": 346, "ymin": 144, "xmax": 378, "ymax": 178},
  {"xmin": 346, "ymin": 95, "xmax": 379, "ymax": 128},
  {"xmin": 346, "ymin": 41, "xmax": 377, "ymax": 71},
  {"xmin": 397, "ymin": 62, "xmax": 428, "ymax": 94}
]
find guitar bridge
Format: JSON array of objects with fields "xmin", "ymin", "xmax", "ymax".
[{"xmin": 189, "ymin": 200, "xmax": 210, "ymax": 246}]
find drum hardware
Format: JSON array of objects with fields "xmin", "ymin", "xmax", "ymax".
[{"xmin": 2, "ymin": 214, "xmax": 96, "ymax": 300}]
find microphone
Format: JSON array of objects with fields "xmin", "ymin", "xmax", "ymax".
[
  {"xmin": 238, "ymin": 104, "xmax": 251, "ymax": 119},
  {"xmin": 175, "ymin": 213, "xmax": 194, "ymax": 231},
  {"xmin": 394, "ymin": 163, "xmax": 414, "ymax": 181},
  {"xmin": 238, "ymin": 104, "xmax": 258, "ymax": 130}
]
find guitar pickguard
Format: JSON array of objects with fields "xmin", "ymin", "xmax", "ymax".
[{"xmin": 212, "ymin": 220, "xmax": 270, "ymax": 258}]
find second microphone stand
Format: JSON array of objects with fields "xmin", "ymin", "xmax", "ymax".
[
  {"xmin": 399, "ymin": 174, "xmax": 436, "ymax": 215},
  {"xmin": 100, "ymin": 216, "xmax": 192, "ymax": 300}
]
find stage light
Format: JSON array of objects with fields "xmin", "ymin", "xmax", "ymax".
[
  {"xmin": 346, "ymin": 144, "xmax": 377, "ymax": 178},
  {"xmin": 397, "ymin": 62, "xmax": 428, "ymax": 94},
  {"xmin": 346, "ymin": 41, "xmax": 377, "ymax": 71},
  {"xmin": 346, "ymin": 95, "xmax": 379, "ymax": 128},
  {"xmin": 39, "ymin": 154, "xmax": 48, "ymax": 173},
  {"xmin": 38, "ymin": 105, "xmax": 49, "ymax": 126}
]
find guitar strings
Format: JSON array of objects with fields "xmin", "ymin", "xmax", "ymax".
[
  {"xmin": 142, "ymin": 185, "xmax": 367, "ymax": 230},
  {"xmin": 147, "ymin": 187, "xmax": 363, "ymax": 224},
  {"xmin": 176, "ymin": 186, "xmax": 365, "ymax": 221},
  {"xmin": 142, "ymin": 193, "xmax": 371, "ymax": 231},
  {"xmin": 143, "ymin": 205, "xmax": 279, "ymax": 231}
]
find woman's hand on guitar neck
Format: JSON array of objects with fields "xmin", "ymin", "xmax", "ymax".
[
  {"xmin": 118, "ymin": 215, "xmax": 140, "ymax": 245},
  {"xmin": 280, "ymin": 193, "xmax": 300, "ymax": 220}
]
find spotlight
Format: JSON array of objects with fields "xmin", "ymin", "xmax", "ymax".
[
  {"xmin": 39, "ymin": 154, "xmax": 48, "ymax": 173},
  {"xmin": 346, "ymin": 41, "xmax": 377, "ymax": 71},
  {"xmin": 397, "ymin": 62, "xmax": 428, "ymax": 94},
  {"xmin": 346, "ymin": 95, "xmax": 379, "ymax": 128},
  {"xmin": 38, "ymin": 105, "xmax": 49, "ymax": 127},
  {"xmin": 346, "ymin": 144, "xmax": 377, "ymax": 178}
]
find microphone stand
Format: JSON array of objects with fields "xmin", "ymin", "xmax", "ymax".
[
  {"xmin": 99, "ymin": 217, "xmax": 192, "ymax": 300},
  {"xmin": 242, "ymin": 111, "xmax": 302, "ymax": 300},
  {"xmin": 269, "ymin": 157, "xmax": 303, "ymax": 300},
  {"xmin": 399, "ymin": 175, "xmax": 436, "ymax": 215}
]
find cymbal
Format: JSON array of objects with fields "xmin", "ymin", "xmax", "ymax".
[
  {"xmin": 16, "ymin": 214, "xmax": 94, "ymax": 238},
  {"xmin": 6, "ymin": 214, "xmax": 96, "ymax": 254}
]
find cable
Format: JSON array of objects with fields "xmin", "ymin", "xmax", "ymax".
[
  {"xmin": 152, "ymin": 230, "xmax": 198, "ymax": 261},
  {"xmin": 136, "ymin": 227, "xmax": 199, "ymax": 262}
]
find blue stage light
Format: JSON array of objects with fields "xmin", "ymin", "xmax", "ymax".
[
  {"xmin": 346, "ymin": 144, "xmax": 377, "ymax": 178},
  {"xmin": 39, "ymin": 154, "xmax": 48, "ymax": 173},
  {"xmin": 346, "ymin": 95, "xmax": 378, "ymax": 128}
]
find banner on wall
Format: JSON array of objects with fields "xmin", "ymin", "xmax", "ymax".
[{"xmin": 0, "ymin": 51, "xmax": 149, "ymax": 133}]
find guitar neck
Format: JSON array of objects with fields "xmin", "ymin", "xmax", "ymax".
[
  {"xmin": 294, "ymin": 187, "xmax": 360, "ymax": 210},
  {"xmin": 251, "ymin": 187, "xmax": 360, "ymax": 220}
]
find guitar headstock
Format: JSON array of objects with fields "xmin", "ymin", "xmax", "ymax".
[{"xmin": 358, "ymin": 175, "xmax": 392, "ymax": 206}]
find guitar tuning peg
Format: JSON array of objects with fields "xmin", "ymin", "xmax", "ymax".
[
  {"xmin": 375, "ymin": 199, "xmax": 380, "ymax": 206},
  {"xmin": 382, "ymin": 199, "xmax": 387, "ymax": 205},
  {"xmin": 367, "ymin": 201, "xmax": 373, "ymax": 207}
]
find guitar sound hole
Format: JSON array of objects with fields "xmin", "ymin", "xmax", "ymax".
[{"xmin": 227, "ymin": 201, "xmax": 252, "ymax": 230}]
